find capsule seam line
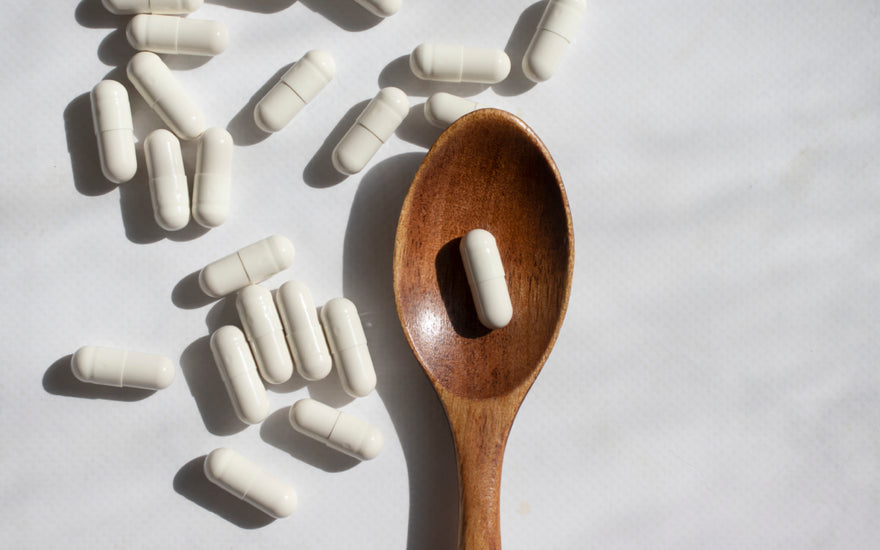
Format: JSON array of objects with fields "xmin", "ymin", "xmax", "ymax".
[
  {"xmin": 237, "ymin": 252, "xmax": 253, "ymax": 283},
  {"xmin": 281, "ymin": 81, "xmax": 307, "ymax": 105},
  {"xmin": 326, "ymin": 411, "xmax": 343, "ymax": 440},
  {"xmin": 117, "ymin": 349, "xmax": 129, "ymax": 387},
  {"xmin": 541, "ymin": 27, "xmax": 572, "ymax": 45},
  {"xmin": 357, "ymin": 122, "xmax": 385, "ymax": 144}
]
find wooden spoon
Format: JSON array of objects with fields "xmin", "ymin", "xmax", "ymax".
[{"xmin": 393, "ymin": 109, "xmax": 574, "ymax": 549}]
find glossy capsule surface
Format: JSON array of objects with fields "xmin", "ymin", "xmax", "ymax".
[
  {"xmin": 192, "ymin": 127, "xmax": 232, "ymax": 228},
  {"xmin": 144, "ymin": 129, "xmax": 189, "ymax": 231},
  {"xmin": 275, "ymin": 281, "xmax": 332, "ymax": 381},
  {"xmin": 90, "ymin": 80, "xmax": 136, "ymax": 183},
  {"xmin": 71, "ymin": 345, "xmax": 175, "ymax": 390},
  {"xmin": 522, "ymin": 0, "xmax": 587, "ymax": 82},
  {"xmin": 209, "ymin": 326, "xmax": 270, "ymax": 425},
  {"xmin": 102, "ymin": 0, "xmax": 203, "ymax": 15},
  {"xmin": 410, "ymin": 43, "xmax": 510, "ymax": 84},
  {"xmin": 320, "ymin": 297, "xmax": 376, "ymax": 397},
  {"xmin": 351, "ymin": 0, "xmax": 399, "ymax": 17},
  {"xmin": 289, "ymin": 399, "xmax": 383, "ymax": 461},
  {"xmin": 236, "ymin": 284, "xmax": 293, "ymax": 385},
  {"xmin": 424, "ymin": 92, "xmax": 485, "ymax": 129},
  {"xmin": 127, "ymin": 51, "xmax": 207, "ymax": 140},
  {"xmin": 204, "ymin": 448, "xmax": 297, "ymax": 518},
  {"xmin": 254, "ymin": 50, "xmax": 335, "ymax": 133},
  {"xmin": 199, "ymin": 235, "xmax": 295, "ymax": 298},
  {"xmin": 460, "ymin": 229, "xmax": 513, "ymax": 329},
  {"xmin": 127, "ymin": 14, "xmax": 228, "ymax": 56},
  {"xmin": 331, "ymin": 87, "xmax": 408, "ymax": 175}
]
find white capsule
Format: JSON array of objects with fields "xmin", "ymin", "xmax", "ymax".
[
  {"xmin": 461, "ymin": 229, "xmax": 513, "ymax": 329},
  {"xmin": 199, "ymin": 235, "xmax": 295, "ymax": 298},
  {"xmin": 90, "ymin": 80, "xmax": 137, "ymax": 184},
  {"xmin": 71, "ymin": 345, "xmax": 175, "ymax": 390},
  {"xmin": 275, "ymin": 281, "xmax": 332, "ymax": 381},
  {"xmin": 127, "ymin": 51, "xmax": 207, "ymax": 140},
  {"xmin": 192, "ymin": 127, "xmax": 232, "ymax": 228},
  {"xmin": 351, "ymin": 0, "xmax": 400, "ymax": 17},
  {"xmin": 143, "ymin": 129, "xmax": 189, "ymax": 231},
  {"xmin": 127, "ymin": 14, "xmax": 228, "ymax": 57},
  {"xmin": 331, "ymin": 87, "xmax": 408, "ymax": 175},
  {"xmin": 102, "ymin": 0, "xmax": 203, "ymax": 15},
  {"xmin": 236, "ymin": 285, "xmax": 293, "ymax": 385},
  {"xmin": 204, "ymin": 448, "xmax": 297, "ymax": 518},
  {"xmin": 424, "ymin": 92, "xmax": 487, "ymax": 129},
  {"xmin": 254, "ymin": 50, "xmax": 335, "ymax": 133},
  {"xmin": 320, "ymin": 298, "xmax": 376, "ymax": 398},
  {"xmin": 409, "ymin": 43, "xmax": 511, "ymax": 84},
  {"xmin": 209, "ymin": 326, "xmax": 270, "ymax": 425},
  {"xmin": 522, "ymin": 0, "xmax": 587, "ymax": 82},
  {"xmin": 289, "ymin": 399, "xmax": 383, "ymax": 460}
]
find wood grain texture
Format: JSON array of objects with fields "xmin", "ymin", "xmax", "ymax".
[{"xmin": 393, "ymin": 109, "xmax": 574, "ymax": 549}]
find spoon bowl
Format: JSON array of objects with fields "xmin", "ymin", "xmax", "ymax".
[{"xmin": 393, "ymin": 109, "xmax": 574, "ymax": 549}]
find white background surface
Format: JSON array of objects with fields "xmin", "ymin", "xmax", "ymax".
[{"xmin": 2, "ymin": 1, "xmax": 879, "ymax": 548}]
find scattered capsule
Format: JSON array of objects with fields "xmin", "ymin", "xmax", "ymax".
[
  {"xmin": 289, "ymin": 399, "xmax": 383, "ymax": 461},
  {"xmin": 275, "ymin": 281, "xmax": 332, "ymax": 381},
  {"xmin": 409, "ymin": 43, "xmax": 510, "ymax": 84},
  {"xmin": 424, "ymin": 92, "xmax": 486, "ymax": 129},
  {"xmin": 192, "ymin": 127, "xmax": 232, "ymax": 228},
  {"xmin": 144, "ymin": 129, "xmax": 189, "ymax": 231},
  {"xmin": 102, "ymin": 0, "xmax": 203, "ymax": 15},
  {"xmin": 351, "ymin": 0, "xmax": 400, "ymax": 17},
  {"xmin": 127, "ymin": 51, "xmax": 207, "ymax": 140},
  {"xmin": 254, "ymin": 50, "xmax": 335, "ymax": 133},
  {"xmin": 320, "ymin": 298, "xmax": 376, "ymax": 397},
  {"xmin": 126, "ymin": 14, "xmax": 228, "ymax": 57},
  {"xmin": 90, "ymin": 80, "xmax": 137, "ymax": 184},
  {"xmin": 522, "ymin": 0, "xmax": 587, "ymax": 82},
  {"xmin": 460, "ymin": 229, "xmax": 513, "ymax": 329},
  {"xmin": 71, "ymin": 345, "xmax": 175, "ymax": 390},
  {"xmin": 209, "ymin": 326, "xmax": 270, "ymax": 425},
  {"xmin": 331, "ymin": 87, "xmax": 408, "ymax": 175},
  {"xmin": 236, "ymin": 285, "xmax": 293, "ymax": 385},
  {"xmin": 199, "ymin": 235, "xmax": 295, "ymax": 298},
  {"xmin": 204, "ymin": 448, "xmax": 297, "ymax": 518}
]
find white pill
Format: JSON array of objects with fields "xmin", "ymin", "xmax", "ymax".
[
  {"xmin": 254, "ymin": 50, "xmax": 335, "ymax": 133},
  {"xmin": 289, "ymin": 399, "xmax": 383, "ymax": 461},
  {"xmin": 275, "ymin": 281, "xmax": 332, "ymax": 381},
  {"xmin": 460, "ymin": 229, "xmax": 513, "ymax": 330},
  {"xmin": 90, "ymin": 80, "xmax": 137, "ymax": 184},
  {"xmin": 204, "ymin": 448, "xmax": 297, "ymax": 518},
  {"xmin": 126, "ymin": 14, "xmax": 228, "ymax": 57},
  {"xmin": 209, "ymin": 326, "xmax": 270, "ymax": 425},
  {"xmin": 424, "ymin": 92, "xmax": 486, "ymax": 129},
  {"xmin": 320, "ymin": 298, "xmax": 376, "ymax": 398},
  {"xmin": 144, "ymin": 129, "xmax": 189, "ymax": 231},
  {"xmin": 409, "ymin": 43, "xmax": 511, "ymax": 84},
  {"xmin": 102, "ymin": 0, "xmax": 203, "ymax": 15},
  {"xmin": 127, "ymin": 51, "xmax": 207, "ymax": 140},
  {"xmin": 71, "ymin": 345, "xmax": 175, "ymax": 390},
  {"xmin": 351, "ymin": 0, "xmax": 400, "ymax": 17},
  {"xmin": 236, "ymin": 285, "xmax": 293, "ymax": 385},
  {"xmin": 192, "ymin": 127, "xmax": 232, "ymax": 228},
  {"xmin": 199, "ymin": 235, "xmax": 295, "ymax": 298},
  {"xmin": 522, "ymin": 0, "xmax": 587, "ymax": 82},
  {"xmin": 331, "ymin": 87, "xmax": 408, "ymax": 175}
]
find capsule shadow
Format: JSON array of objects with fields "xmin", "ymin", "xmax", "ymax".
[
  {"xmin": 172, "ymin": 270, "xmax": 216, "ymax": 310},
  {"xmin": 226, "ymin": 63, "xmax": 292, "ymax": 146},
  {"xmin": 302, "ymin": 100, "xmax": 368, "ymax": 188},
  {"xmin": 206, "ymin": 296, "xmax": 241, "ymax": 333},
  {"xmin": 42, "ymin": 355, "xmax": 155, "ymax": 401},
  {"xmin": 97, "ymin": 28, "xmax": 136, "ymax": 68},
  {"xmin": 436, "ymin": 238, "xmax": 492, "ymax": 339},
  {"xmin": 304, "ymin": 369, "xmax": 354, "ymax": 408},
  {"xmin": 299, "ymin": 0, "xmax": 382, "ymax": 32},
  {"xmin": 179, "ymin": 336, "xmax": 248, "ymax": 436},
  {"xmin": 206, "ymin": 0, "xmax": 296, "ymax": 14},
  {"xmin": 378, "ymin": 55, "xmax": 489, "ymax": 98},
  {"xmin": 266, "ymin": 373, "xmax": 309, "ymax": 394},
  {"xmin": 75, "ymin": 0, "xmax": 125, "ymax": 29},
  {"xmin": 395, "ymin": 103, "xmax": 443, "ymax": 150},
  {"xmin": 493, "ymin": 1, "xmax": 543, "ymax": 97},
  {"xmin": 173, "ymin": 455, "xmax": 275, "ymax": 528},
  {"xmin": 162, "ymin": 53, "xmax": 212, "ymax": 72},
  {"xmin": 64, "ymin": 93, "xmax": 118, "ymax": 197},
  {"xmin": 259, "ymin": 407, "xmax": 359, "ymax": 472}
]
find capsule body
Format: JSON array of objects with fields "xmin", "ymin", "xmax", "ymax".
[
  {"xmin": 351, "ymin": 0, "xmax": 400, "ymax": 17},
  {"xmin": 331, "ymin": 87, "xmax": 408, "ymax": 175},
  {"xmin": 192, "ymin": 127, "xmax": 232, "ymax": 228},
  {"xmin": 199, "ymin": 235, "xmax": 295, "ymax": 298},
  {"xmin": 71, "ymin": 345, "xmax": 175, "ymax": 390},
  {"xmin": 424, "ymin": 92, "xmax": 486, "ymax": 129},
  {"xmin": 144, "ymin": 129, "xmax": 189, "ymax": 231},
  {"xmin": 460, "ymin": 229, "xmax": 513, "ymax": 329},
  {"xmin": 209, "ymin": 326, "xmax": 270, "ymax": 425},
  {"xmin": 522, "ymin": 0, "xmax": 587, "ymax": 82},
  {"xmin": 275, "ymin": 281, "xmax": 332, "ymax": 381},
  {"xmin": 204, "ymin": 448, "xmax": 297, "ymax": 518},
  {"xmin": 127, "ymin": 14, "xmax": 228, "ymax": 56},
  {"xmin": 289, "ymin": 399, "xmax": 383, "ymax": 460},
  {"xmin": 127, "ymin": 51, "xmax": 207, "ymax": 140},
  {"xmin": 254, "ymin": 50, "xmax": 335, "ymax": 133},
  {"xmin": 320, "ymin": 298, "xmax": 376, "ymax": 397},
  {"xmin": 236, "ymin": 285, "xmax": 293, "ymax": 385},
  {"xmin": 410, "ymin": 43, "xmax": 510, "ymax": 84},
  {"xmin": 102, "ymin": 0, "xmax": 203, "ymax": 15},
  {"xmin": 90, "ymin": 80, "xmax": 137, "ymax": 184}
]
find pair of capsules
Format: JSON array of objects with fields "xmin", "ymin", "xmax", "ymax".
[{"xmin": 103, "ymin": 0, "xmax": 400, "ymax": 18}]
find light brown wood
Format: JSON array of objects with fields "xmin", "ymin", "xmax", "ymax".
[{"xmin": 393, "ymin": 109, "xmax": 574, "ymax": 550}]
